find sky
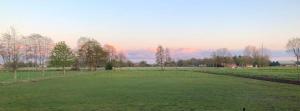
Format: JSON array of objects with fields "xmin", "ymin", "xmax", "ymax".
[{"xmin": 0, "ymin": 0, "xmax": 299, "ymax": 62}]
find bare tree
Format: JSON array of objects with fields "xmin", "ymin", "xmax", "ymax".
[
  {"xmin": 258, "ymin": 45, "xmax": 271, "ymax": 67},
  {"xmin": 103, "ymin": 44, "xmax": 117, "ymax": 63},
  {"xmin": 40, "ymin": 37, "xmax": 54, "ymax": 74},
  {"xmin": 0, "ymin": 28, "xmax": 13, "ymax": 64},
  {"xmin": 287, "ymin": 38, "xmax": 300, "ymax": 65},
  {"xmin": 211, "ymin": 48, "xmax": 232, "ymax": 67},
  {"xmin": 286, "ymin": 38, "xmax": 300, "ymax": 81},
  {"xmin": 243, "ymin": 46, "xmax": 257, "ymax": 67},
  {"xmin": 77, "ymin": 37, "xmax": 90, "ymax": 49},
  {"xmin": 23, "ymin": 34, "xmax": 54, "ymax": 74},
  {"xmin": 212, "ymin": 48, "xmax": 232, "ymax": 67},
  {"xmin": 116, "ymin": 52, "xmax": 127, "ymax": 68},
  {"xmin": 0, "ymin": 41, "xmax": 6, "ymax": 65},
  {"xmin": 165, "ymin": 48, "xmax": 172, "ymax": 66},
  {"xmin": 243, "ymin": 45, "xmax": 270, "ymax": 67},
  {"xmin": 0, "ymin": 27, "xmax": 21, "ymax": 79},
  {"xmin": 76, "ymin": 37, "xmax": 90, "ymax": 69},
  {"xmin": 156, "ymin": 45, "xmax": 165, "ymax": 70},
  {"xmin": 27, "ymin": 34, "xmax": 42, "ymax": 70}
]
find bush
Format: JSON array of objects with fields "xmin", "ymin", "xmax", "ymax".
[
  {"xmin": 105, "ymin": 62, "xmax": 113, "ymax": 70},
  {"xmin": 71, "ymin": 65, "xmax": 80, "ymax": 71},
  {"xmin": 71, "ymin": 58, "xmax": 80, "ymax": 71}
]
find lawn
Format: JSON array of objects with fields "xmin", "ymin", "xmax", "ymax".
[
  {"xmin": 197, "ymin": 67, "xmax": 300, "ymax": 84},
  {"xmin": 0, "ymin": 70, "xmax": 299, "ymax": 111},
  {"xmin": 0, "ymin": 70, "xmax": 79, "ymax": 83}
]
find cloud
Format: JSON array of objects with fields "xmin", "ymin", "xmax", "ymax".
[
  {"xmin": 124, "ymin": 48, "xmax": 293, "ymax": 63},
  {"xmin": 124, "ymin": 48, "xmax": 156, "ymax": 63}
]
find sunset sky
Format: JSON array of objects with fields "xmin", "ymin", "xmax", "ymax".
[{"xmin": 0, "ymin": 0, "xmax": 298, "ymax": 62}]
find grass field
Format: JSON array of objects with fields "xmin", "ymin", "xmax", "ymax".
[
  {"xmin": 0, "ymin": 70, "xmax": 300, "ymax": 111},
  {"xmin": 196, "ymin": 67, "xmax": 300, "ymax": 84}
]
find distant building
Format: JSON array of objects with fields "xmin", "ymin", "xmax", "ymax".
[{"xmin": 278, "ymin": 61, "xmax": 296, "ymax": 67}]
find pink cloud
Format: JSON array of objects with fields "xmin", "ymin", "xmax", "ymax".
[{"xmin": 123, "ymin": 48, "xmax": 293, "ymax": 64}]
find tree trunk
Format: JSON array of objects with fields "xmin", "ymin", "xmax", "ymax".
[
  {"xmin": 297, "ymin": 56, "xmax": 299, "ymax": 82},
  {"xmin": 89, "ymin": 65, "xmax": 92, "ymax": 71},
  {"xmin": 42, "ymin": 67, "xmax": 45, "ymax": 78},
  {"xmin": 14, "ymin": 69, "xmax": 17, "ymax": 80},
  {"xmin": 63, "ymin": 66, "xmax": 66, "ymax": 75}
]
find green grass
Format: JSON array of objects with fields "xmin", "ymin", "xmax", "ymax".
[
  {"xmin": 0, "ymin": 70, "xmax": 300, "ymax": 111},
  {"xmin": 197, "ymin": 67, "xmax": 300, "ymax": 82},
  {"xmin": 0, "ymin": 70, "xmax": 79, "ymax": 83}
]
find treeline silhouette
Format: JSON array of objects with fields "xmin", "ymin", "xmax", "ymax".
[{"xmin": 0, "ymin": 26, "xmax": 296, "ymax": 77}]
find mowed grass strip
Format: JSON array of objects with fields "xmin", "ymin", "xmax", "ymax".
[{"xmin": 0, "ymin": 70, "xmax": 299, "ymax": 111}]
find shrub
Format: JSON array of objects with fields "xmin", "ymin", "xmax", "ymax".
[{"xmin": 105, "ymin": 62, "xmax": 113, "ymax": 70}]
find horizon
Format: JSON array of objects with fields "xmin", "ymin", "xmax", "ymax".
[{"xmin": 0, "ymin": 0, "xmax": 298, "ymax": 62}]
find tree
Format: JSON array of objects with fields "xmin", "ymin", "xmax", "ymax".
[
  {"xmin": 286, "ymin": 38, "xmax": 300, "ymax": 81},
  {"xmin": 103, "ymin": 44, "xmax": 117, "ymax": 63},
  {"xmin": 71, "ymin": 56, "xmax": 80, "ymax": 71},
  {"xmin": 116, "ymin": 52, "xmax": 127, "ymax": 68},
  {"xmin": 270, "ymin": 61, "xmax": 280, "ymax": 66},
  {"xmin": 233, "ymin": 55, "xmax": 243, "ymax": 66},
  {"xmin": 77, "ymin": 37, "xmax": 90, "ymax": 49},
  {"xmin": 211, "ymin": 48, "xmax": 232, "ymax": 67},
  {"xmin": 0, "ymin": 27, "xmax": 21, "ymax": 80},
  {"xmin": 42, "ymin": 37, "xmax": 54, "ymax": 72},
  {"xmin": 243, "ymin": 46, "xmax": 256, "ymax": 67},
  {"xmin": 243, "ymin": 45, "xmax": 270, "ymax": 67},
  {"xmin": 138, "ymin": 61, "xmax": 150, "ymax": 67},
  {"xmin": 79, "ymin": 39, "xmax": 106, "ymax": 71},
  {"xmin": 203, "ymin": 58, "xmax": 215, "ymax": 67},
  {"xmin": 165, "ymin": 48, "xmax": 172, "ymax": 66},
  {"xmin": 49, "ymin": 41, "xmax": 74, "ymax": 75},
  {"xmin": 156, "ymin": 45, "xmax": 165, "ymax": 70},
  {"xmin": 125, "ymin": 60, "xmax": 134, "ymax": 67},
  {"xmin": 287, "ymin": 38, "xmax": 300, "ymax": 65},
  {"xmin": 0, "ymin": 44, "xmax": 5, "ymax": 64},
  {"xmin": 22, "ymin": 34, "xmax": 54, "ymax": 74},
  {"xmin": 24, "ymin": 34, "xmax": 41, "ymax": 70},
  {"xmin": 76, "ymin": 37, "xmax": 90, "ymax": 68}
]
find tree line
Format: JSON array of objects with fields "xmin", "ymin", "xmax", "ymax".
[
  {"xmin": 0, "ymin": 27, "xmax": 54, "ymax": 79},
  {"xmin": 1, "ymin": 27, "xmax": 300, "ymax": 75},
  {"xmin": 154, "ymin": 45, "xmax": 271, "ymax": 69},
  {"xmin": 0, "ymin": 27, "xmax": 132, "ymax": 78},
  {"xmin": 153, "ymin": 38, "xmax": 300, "ymax": 69}
]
